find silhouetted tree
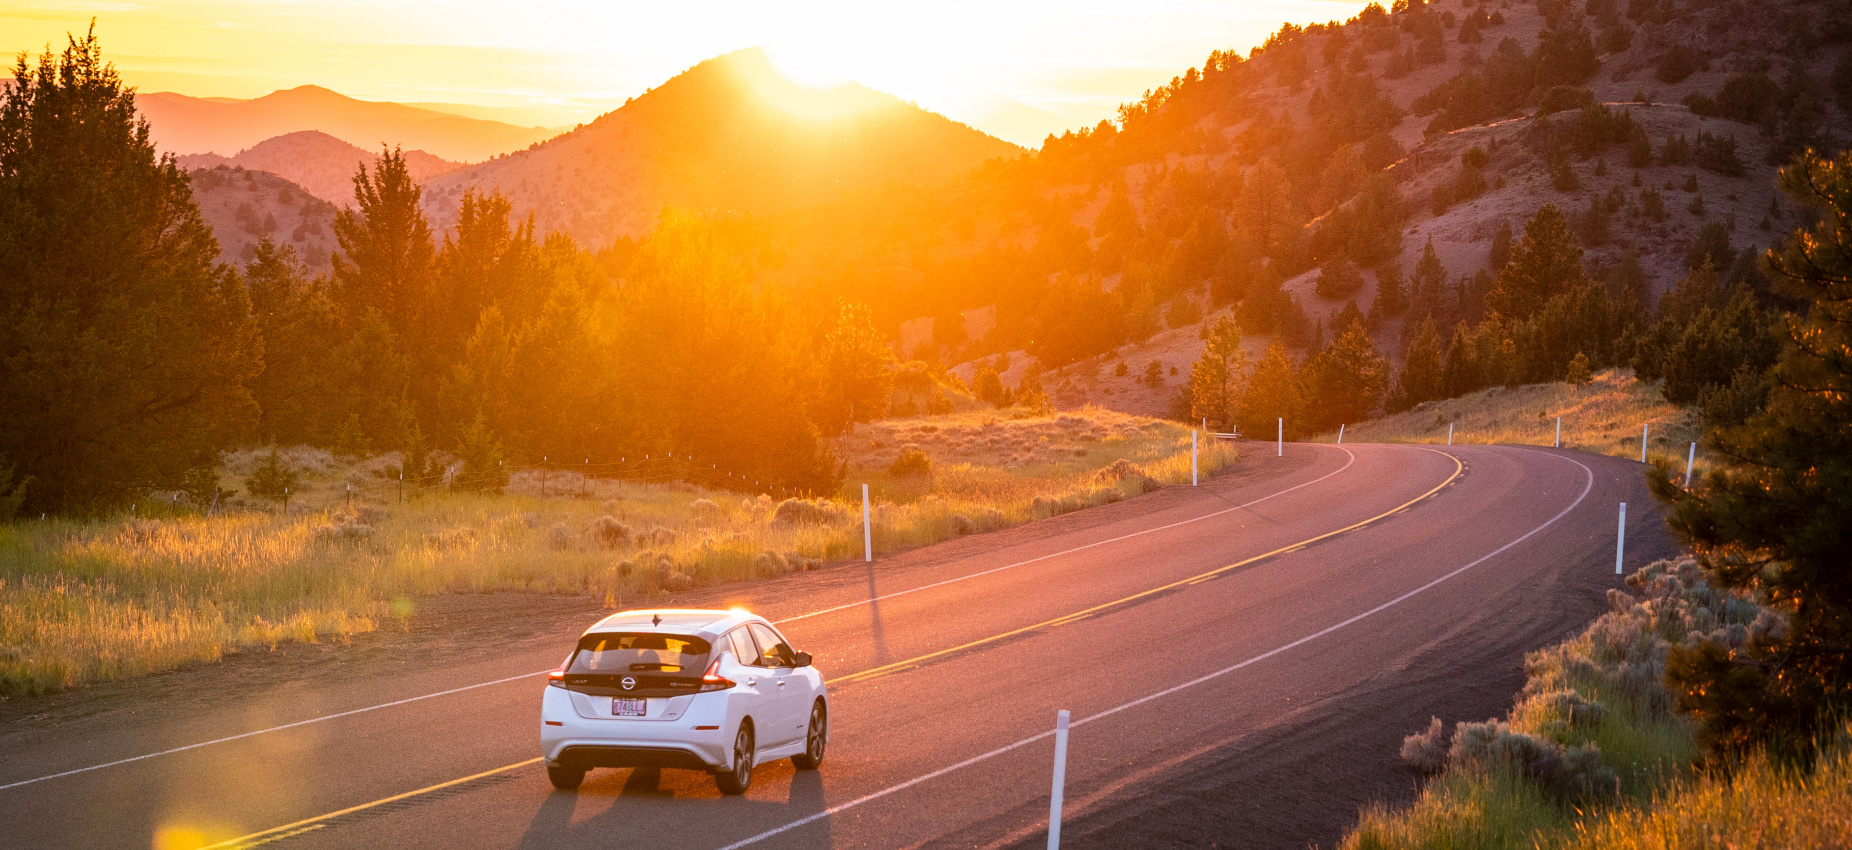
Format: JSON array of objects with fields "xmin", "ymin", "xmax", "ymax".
[{"xmin": 0, "ymin": 29, "xmax": 259, "ymax": 512}]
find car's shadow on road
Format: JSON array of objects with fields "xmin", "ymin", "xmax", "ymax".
[{"xmin": 515, "ymin": 761, "xmax": 829, "ymax": 848}]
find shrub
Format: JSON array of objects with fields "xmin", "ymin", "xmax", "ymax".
[
  {"xmin": 773, "ymin": 498, "xmax": 849, "ymax": 525},
  {"xmin": 1655, "ymin": 44, "xmax": 1704, "ymax": 84},
  {"xmin": 590, "ymin": 515, "xmax": 631, "ymax": 548},
  {"xmin": 547, "ymin": 522, "xmax": 573, "ymax": 550},
  {"xmin": 689, "ymin": 498, "xmax": 720, "ymax": 522},
  {"xmin": 244, "ymin": 448, "xmax": 301, "ymax": 500},
  {"xmin": 1693, "ymin": 131, "xmax": 1744, "ymax": 177},
  {"xmin": 1538, "ymin": 86, "xmax": 1595, "ymax": 116},
  {"xmin": 1402, "ymin": 716, "xmax": 1449, "ymax": 774},
  {"xmin": 889, "ymin": 447, "xmax": 933, "ymax": 477}
]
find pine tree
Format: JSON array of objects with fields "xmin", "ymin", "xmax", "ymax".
[
  {"xmin": 1488, "ymin": 219, "xmax": 1514, "ymax": 271},
  {"xmin": 1374, "ymin": 263, "xmax": 1408, "ymax": 317},
  {"xmin": 1388, "ymin": 318, "xmax": 1445, "ymax": 411},
  {"xmin": 1239, "ymin": 341, "xmax": 1302, "ymax": 438},
  {"xmin": 1189, "ymin": 316, "xmax": 1248, "ymax": 430},
  {"xmin": 1302, "ymin": 316, "xmax": 1391, "ymax": 431},
  {"xmin": 816, "ymin": 302, "xmax": 896, "ymax": 434},
  {"xmin": 333, "ymin": 147, "xmax": 436, "ymax": 342},
  {"xmin": 1651, "ymin": 149, "xmax": 1852, "ymax": 760},
  {"xmin": 455, "ymin": 413, "xmax": 509, "ymax": 493},
  {"xmin": 1487, "ymin": 204, "xmax": 1587, "ymax": 321},
  {"xmin": 0, "ymin": 29, "xmax": 260, "ymax": 512}
]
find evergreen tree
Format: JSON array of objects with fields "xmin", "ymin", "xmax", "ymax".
[
  {"xmin": 245, "ymin": 240, "xmax": 343, "ymax": 445},
  {"xmin": 0, "ymin": 29, "xmax": 260, "ymax": 512},
  {"xmin": 1487, "ymin": 204, "xmax": 1586, "ymax": 321},
  {"xmin": 1488, "ymin": 219, "xmax": 1514, "ymax": 271},
  {"xmin": 1302, "ymin": 316, "xmax": 1391, "ymax": 430},
  {"xmin": 1388, "ymin": 318, "xmax": 1445, "ymax": 412},
  {"xmin": 1239, "ymin": 341, "xmax": 1302, "ymax": 438},
  {"xmin": 333, "ymin": 147, "xmax": 436, "ymax": 342},
  {"xmin": 1188, "ymin": 316, "xmax": 1248, "ymax": 430},
  {"xmin": 1651, "ymin": 149, "xmax": 1852, "ymax": 760},
  {"xmin": 816, "ymin": 302, "xmax": 896, "ymax": 434},
  {"xmin": 1374, "ymin": 263, "xmax": 1408, "ymax": 317}
]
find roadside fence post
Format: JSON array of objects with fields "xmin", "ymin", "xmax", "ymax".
[
  {"xmin": 283, "ymin": 487, "xmax": 289, "ymax": 515},
  {"xmin": 1048, "ymin": 709, "xmax": 1071, "ymax": 850},
  {"xmin": 1616, "ymin": 502, "xmax": 1627, "ymax": 575},
  {"xmin": 1191, "ymin": 430, "xmax": 1199, "ymax": 486},
  {"xmin": 1337, "ymin": 424, "xmax": 1345, "ymax": 445},
  {"xmin": 1277, "ymin": 418, "xmax": 1283, "ymax": 457},
  {"xmin": 862, "ymin": 484, "xmax": 873, "ymax": 563},
  {"xmin": 398, "ymin": 472, "xmax": 403, "ymax": 505},
  {"xmin": 1555, "ymin": 416, "xmax": 1561, "ymax": 448},
  {"xmin": 345, "ymin": 483, "xmax": 351, "ymax": 512},
  {"xmin": 1641, "ymin": 425, "xmax": 1649, "ymax": 463},
  {"xmin": 1685, "ymin": 442, "xmax": 1697, "ymax": 488}
]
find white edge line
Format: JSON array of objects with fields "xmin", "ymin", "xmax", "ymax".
[
  {"xmin": 713, "ymin": 448, "xmax": 1595, "ymax": 850},
  {"xmin": 776, "ymin": 447, "xmax": 1358, "ymax": 624},
  {"xmin": 0, "ymin": 670, "xmax": 540, "ymax": 792},
  {"xmin": 0, "ymin": 448, "xmax": 1358, "ymax": 793}
]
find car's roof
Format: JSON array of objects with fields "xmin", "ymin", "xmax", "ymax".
[{"xmin": 582, "ymin": 608, "xmax": 760, "ymax": 640}]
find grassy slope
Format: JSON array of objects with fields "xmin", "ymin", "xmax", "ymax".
[
  {"xmin": 0, "ymin": 407, "xmax": 1232, "ymax": 696},
  {"xmin": 1316, "ymin": 369, "xmax": 1703, "ymax": 468},
  {"xmin": 1343, "ymin": 556, "xmax": 1852, "ymax": 848}
]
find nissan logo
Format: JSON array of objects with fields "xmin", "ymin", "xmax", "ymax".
[{"xmin": 621, "ymin": 676, "xmax": 636, "ymax": 690}]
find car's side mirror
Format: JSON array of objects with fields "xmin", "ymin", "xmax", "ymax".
[{"xmin": 793, "ymin": 651, "xmax": 813, "ymax": 667}]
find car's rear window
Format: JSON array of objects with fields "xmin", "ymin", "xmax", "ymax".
[{"xmin": 570, "ymin": 633, "xmax": 712, "ymax": 674}]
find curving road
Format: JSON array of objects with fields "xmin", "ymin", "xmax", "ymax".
[{"xmin": 0, "ymin": 444, "xmax": 1679, "ymax": 849}]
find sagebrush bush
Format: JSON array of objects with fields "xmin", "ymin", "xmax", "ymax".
[
  {"xmin": 889, "ymin": 447, "xmax": 933, "ymax": 477},
  {"xmin": 589, "ymin": 515, "xmax": 630, "ymax": 548},
  {"xmin": 773, "ymin": 498, "xmax": 850, "ymax": 525},
  {"xmin": 547, "ymin": 522, "xmax": 573, "ymax": 550}
]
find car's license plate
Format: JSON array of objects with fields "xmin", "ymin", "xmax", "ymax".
[{"xmin": 613, "ymin": 698, "xmax": 647, "ymax": 717}]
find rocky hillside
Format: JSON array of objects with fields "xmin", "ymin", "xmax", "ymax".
[
  {"xmin": 918, "ymin": 0, "xmax": 1846, "ymax": 418},
  {"xmin": 187, "ymin": 167, "xmax": 339, "ymax": 274}
]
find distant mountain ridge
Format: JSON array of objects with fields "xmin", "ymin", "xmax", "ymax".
[
  {"xmin": 420, "ymin": 48, "xmax": 1025, "ymax": 246},
  {"xmin": 137, "ymin": 85, "xmax": 559, "ymax": 163},
  {"xmin": 178, "ymin": 131, "xmax": 460, "ymax": 206}
]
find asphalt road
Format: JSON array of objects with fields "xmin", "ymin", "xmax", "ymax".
[{"xmin": 0, "ymin": 443, "xmax": 1679, "ymax": 849}]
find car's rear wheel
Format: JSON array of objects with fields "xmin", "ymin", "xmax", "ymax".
[
  {"xmin": 715, "ymin": 722, "xmax": 755, "ymax": 795},
  {"xmin": 546, "ymin": 763, "xmax": 586, "ymax": 791},
  {"xmin": 793, "ymin": 700, "xmax": 827, "ymax": 769}
]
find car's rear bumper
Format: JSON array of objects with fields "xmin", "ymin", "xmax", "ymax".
[
  {"xmin": 540, "ymin": 686, "xmax": 731, "ymax": 769},
  {"xmin": 552, "ymin": 744, "xmax": 714, "ymax": 772}
]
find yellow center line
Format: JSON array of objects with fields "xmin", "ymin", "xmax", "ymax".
[
  {"xmin": 197, "ymin": 448, "xmax": 1463, "ymax": 849},
  {"xmin": 828, "ymin": 448, "xmax": 1463, "ymax": 687},
  {"xmin": 196, "ymin": 759, "xmax": 542, "ymax": 850}
]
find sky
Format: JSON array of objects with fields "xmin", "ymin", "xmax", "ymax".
[{"xmin": 4, "ymin": 0, "xmax": 1370, "ymax": 146}]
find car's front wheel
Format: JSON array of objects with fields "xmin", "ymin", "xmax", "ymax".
[
  {"xmin": 793, "ymin": 700, "xmax": 827, "ymax": 769},
  {"xmin": 715, "ymin": 722, "xmax": 755, "ymax": 795},
  {"xmin": 546, "ymin": 763, "xmax": 586, "ymax": 791}
]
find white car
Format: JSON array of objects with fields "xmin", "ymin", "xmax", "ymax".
[{"xmin": 540, "ymin": 608, "xmax": 828, "ymax": 794}]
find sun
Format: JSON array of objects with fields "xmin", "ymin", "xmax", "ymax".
[{"xmin": 763, "ymin": 40, "xmax": 854, "ymax": 91}]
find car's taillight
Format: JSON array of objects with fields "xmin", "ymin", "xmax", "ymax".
[
  {"xmin": 547, "ymin": 654, "xmax": 572, "ymax": 689},
  {"xmin": 698, "ymin": 657, "xmax": 735, "ymax": 693}
]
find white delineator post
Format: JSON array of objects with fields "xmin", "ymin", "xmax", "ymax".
[
  {"xmin": 1555, "ymin": 416, "xmax": 1562, "ymax": 448},
  {"xmin": 1048, "ymin": 709, "xmax": 1071, "ymax": 850},
  {"xmin": 862, "ymin": 484, "xmax": 872, "ymax": 563},
  {"xmin": 1448, "ymin": 423, "xmax": 1454, "ymax": 446},
  {"xmin": 1277, "ymin": 418, "xmax": 1283, "ymax": 457},
  {"xmin": 1191, "ymin": 430, "xmax": 1199, "ymax": 486},
  {"xmin": 1616, "ymin": 502, "xmax": 1627, "ymax": 575},
  {"xmin": 1641, "ymin": 423, "xmax": 1650, "ymax": 463},
  {"xmin": 1337, "ymin": 424, "xmax": 1345, "ymax": 445},
  {"xmin": 1685, "ymin": 442, "xmax": 1698, "ymax": 488}
]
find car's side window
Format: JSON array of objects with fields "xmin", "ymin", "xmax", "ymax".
[
  {"xmin": 727, "ymin": 628, "xmax": 763, "ymax": 667},
  {"xmin": 748, "ymin": 623, "xmax": 795, "ymax": 668}
]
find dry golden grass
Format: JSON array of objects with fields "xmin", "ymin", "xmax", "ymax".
[
  {"xmin": 0, "ymin": 407, "xmax": 1230, "ymax": 695},
  {"xmin": 1319, "ymin": 370, "xmax": 1705, "ymax": 470}
]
